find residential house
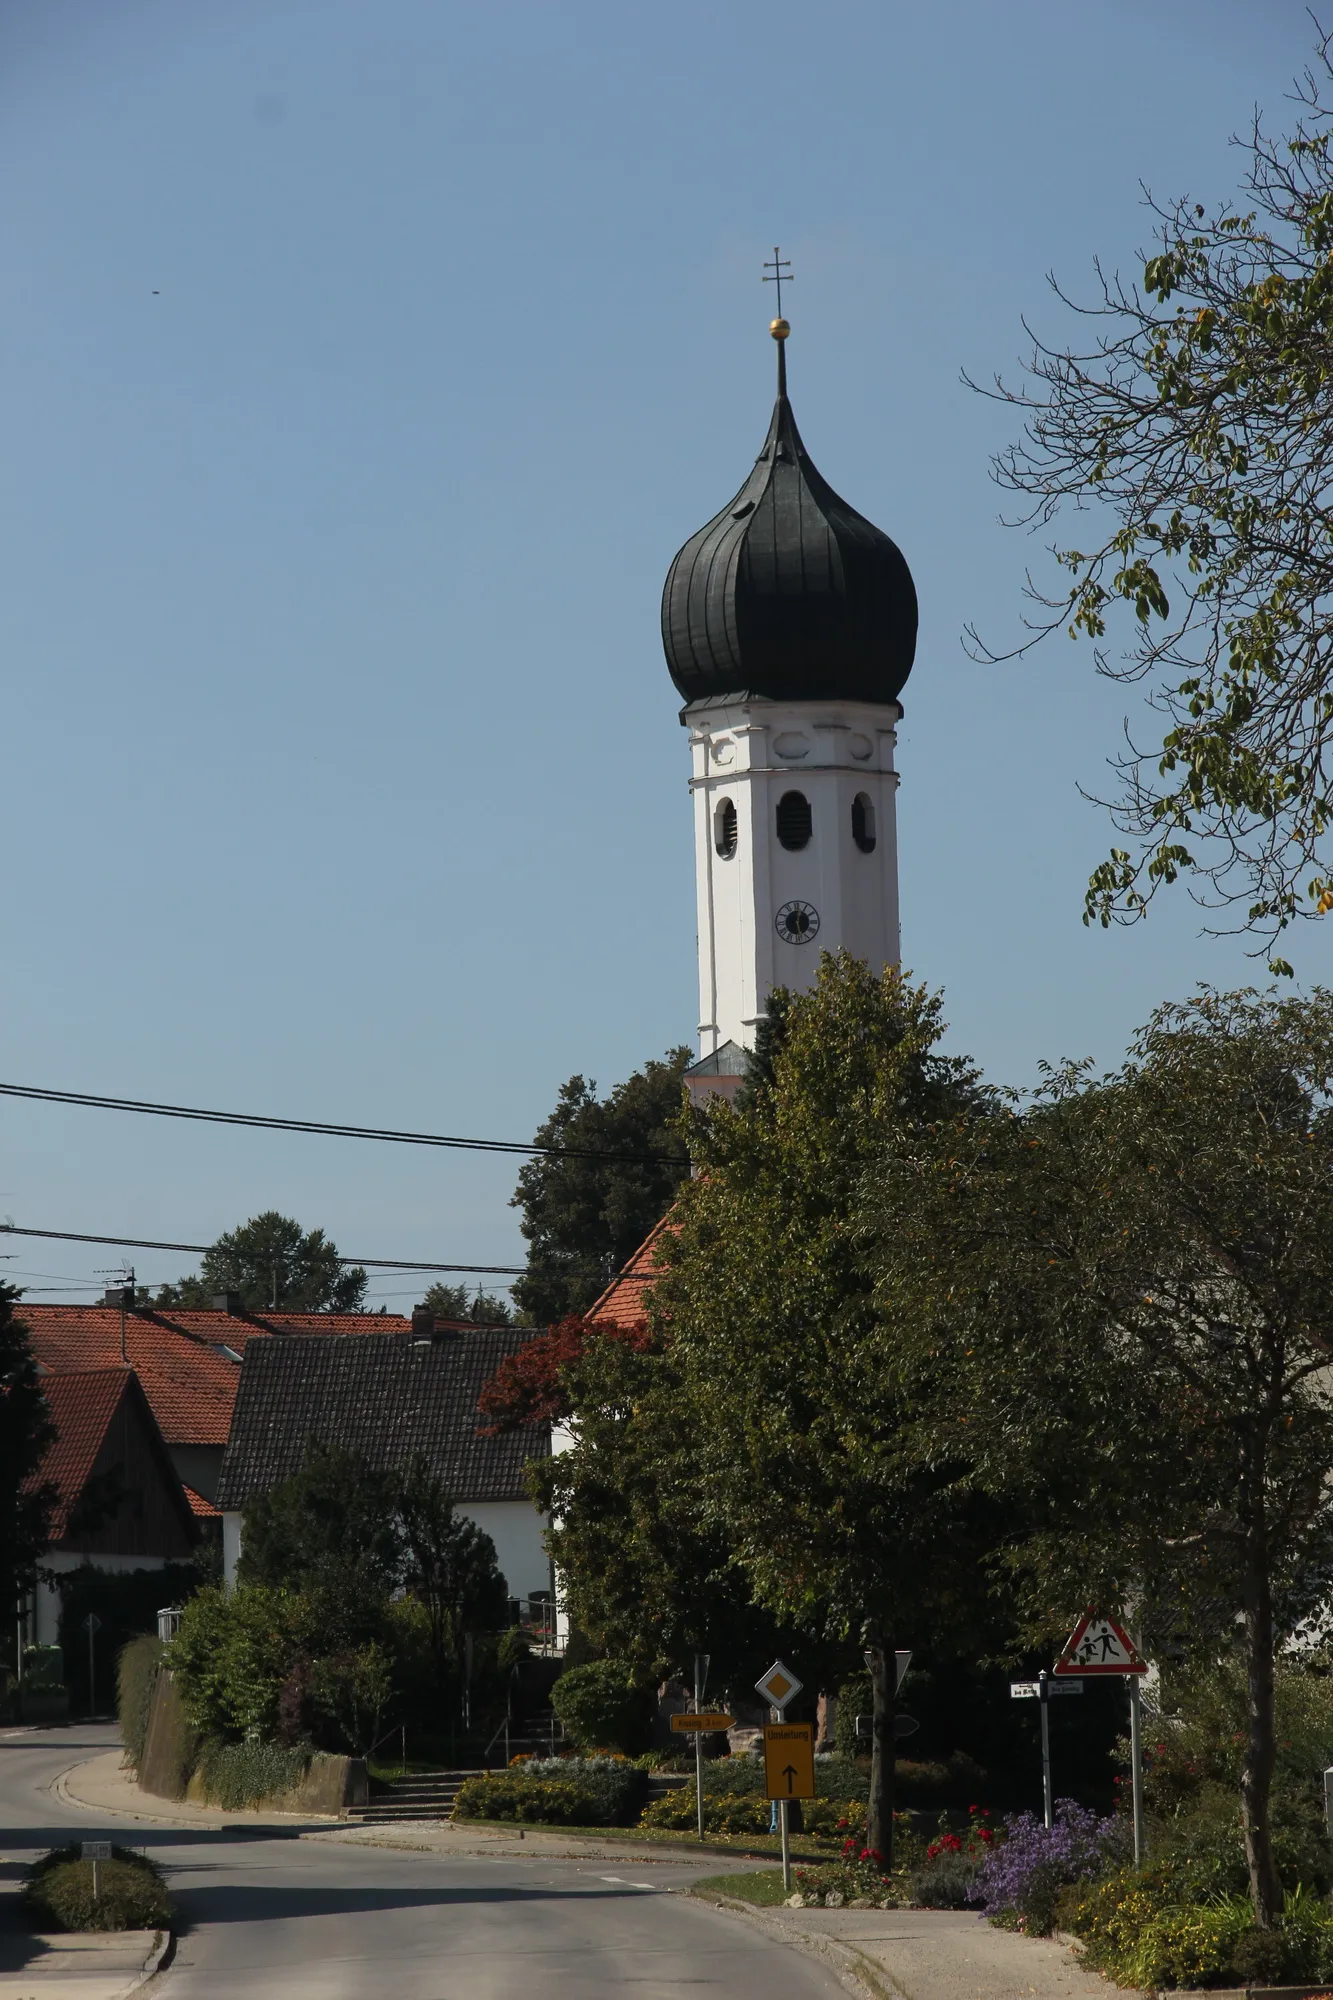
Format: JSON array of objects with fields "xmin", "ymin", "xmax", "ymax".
[{"xmin": 216, "ymin": 1327, "xmax": 552, "ymax": 1605}]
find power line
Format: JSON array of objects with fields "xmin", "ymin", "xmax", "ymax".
[
  {"xmin": 0, "ymin": 1081, "xmax": 678, "ymax": 1164},
  {"xmin": 0, "ymin": 1224, "xmax": 524, "ymax": 1276}
]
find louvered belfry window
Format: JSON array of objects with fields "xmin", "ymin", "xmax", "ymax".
[
  {"xmin": 852, "ymin": 793, "xmax": 877, "ymax": 853},
  {"xmin": 776, "ymin": 791, "xmax": 813, "ymax": 850},
  {"xmin": 715, "ymin": 798, "xmax": 738, "ymax": 858}
]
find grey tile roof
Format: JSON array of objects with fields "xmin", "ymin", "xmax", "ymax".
[{"xmin": 216, "ymin": 1330, "xmax": 548, "ymax": 1510}]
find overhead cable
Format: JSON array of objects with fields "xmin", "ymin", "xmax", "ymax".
[
  {"xmin": 0, "ymin": 1080, "xmax": 677, "ymax": 1165},
  {"xmin": 0, "ymin": 1224, "xmax": 524, "ymax": 1276}
]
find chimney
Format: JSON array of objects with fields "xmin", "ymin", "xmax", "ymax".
[
  {"xmin": 410, "ymin": 1305, "xmax": 436, "ymax": 1338},
  {"xmin": 212, "ymin": 1292, "xmax": 244, "ymax": 1315}
]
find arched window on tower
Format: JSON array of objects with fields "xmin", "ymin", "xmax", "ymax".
[
  {"xmin": 714, "ymin": 797, "xmax": 738, "ymax": 858},
  {"xmin": 776, "ymin": 790, "xmax": 812, "ymax": 850},
  {"xmin": 852, "ymin": 793, "xmax": 877, "ymax": 853}
]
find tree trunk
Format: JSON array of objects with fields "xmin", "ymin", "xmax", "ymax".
[
  {"xmin": 1240, "ymin": 1520, "xmax": 1282, "ymax": 1927},
  {"xmin": 865, "ymin": 1629, "xmax": 895, "ymax": 1873}
]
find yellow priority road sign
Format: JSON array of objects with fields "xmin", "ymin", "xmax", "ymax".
[
  {"xmin": 670, "ymin": 1712, "xmax": 735, "ymax": 1733},
  {"xmin": 763, "ymin": 1722, "xmax": 815, "ymax": 1800}
]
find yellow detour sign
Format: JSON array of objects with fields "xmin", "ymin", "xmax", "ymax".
[
  {"xmin": 670, "ymin": 1712, "xmax": 735, "ymax": 1733},
  {"xmin": 764, "ymin": 1722, "xmax": 815, "ymax": 1800}
]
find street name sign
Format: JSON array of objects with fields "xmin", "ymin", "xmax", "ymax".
[
  {"xmin": 1011, "ymin": 1679, "xmax": 1083, "ymax": 1698},
  {"xmin": 81, "ymin": 1842, "xmax": 111, "ymax": 1860},
  {"xmin": 1055, "ymin": 1610, "xmax": 1147, "ymax": 1676},
  {"xmin": 670, "ymin": 1712, "xmax": 735, "ymax": 1733},
  {"xmin": 763, "ymin": 1722, "xmax": 815, "ymax": 1800},
  {"xmin": 755, "ymin": 1660, "xmax": 803, "ymax": 1712}
]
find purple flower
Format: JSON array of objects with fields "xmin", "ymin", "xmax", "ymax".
[{"xmin": 967, "ymin": 1800, "xmax": 1122, "ymax": 1929}]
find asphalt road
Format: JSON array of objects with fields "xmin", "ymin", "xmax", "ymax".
[{"xmin": 0, "ymin": 1725, "xmax": 845, "ymax": 2000}]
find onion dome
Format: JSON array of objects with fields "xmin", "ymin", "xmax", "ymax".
[{"xmin": 662, "ymin": 324, "xmax": 917, "ymax": 708}]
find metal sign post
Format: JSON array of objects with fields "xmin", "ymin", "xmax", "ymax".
[
  {"xmin": 693, "ymin": 1653, "xmax": 710, "ymax": 1844},
  {"xmin": 756, "ymin": 1662, "xmax": 803, "ymax": 1895},
  {"xmin": 1128, "ymin": 1675, "xmax": 1145, "ymax": 1866},
  {"xmin": 83, "ymin": 1613, "xmax": 102, "ymax": 1715},
  {"xmin": 1039, "ymin": 1671, "xmax": 1053, "ymax": 1829},
  {"xmin": 82, "ymin": 1840, "xmax": 111, "ymax": 1906}
]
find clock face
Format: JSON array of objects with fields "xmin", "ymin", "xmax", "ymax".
[{"xmin": 775, "ymin": 901, "xmax": 820, "ymax": 944}]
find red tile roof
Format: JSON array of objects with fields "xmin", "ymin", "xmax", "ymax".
[
  {"xmin": 585, "ymin": 1213, "xmax": 676, "ymax": 1330},
  {"xmin": 30, "ymin": 1369, "xmax": 132, "ymax": 1538},
  {"xmin": 182, "ymin": 1483, "xmax": 221, "ymax": 1519},
  {"xmin": 17, "ymin": 1304, "xmax": 424, "ymax": 1448}
]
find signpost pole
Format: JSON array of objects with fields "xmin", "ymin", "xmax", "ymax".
[
  {"xmin": 779, "ymin": 1796, "xmax": 791, "ymax": 1894},
  {"xmin": 1039, "ymin": 1671, "xmax": 1053, "ymax": 1830},
  {"xmin": 1128, "ymin": 1674, "xmax": 1145, "ymax": 1866},
  {"xmin": 693, "ymin": 1653, "xmax": 709, "ymax": 1844}
]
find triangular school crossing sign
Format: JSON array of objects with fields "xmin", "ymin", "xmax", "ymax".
[{"xmin": 1055, "ymin": 1608, "xmax": 1148, "ymax": 1676}]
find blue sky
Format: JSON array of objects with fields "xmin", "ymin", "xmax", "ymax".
[{"xmin": 1, "ymin": 0, "xmax": 1318, "ymax": 1301}]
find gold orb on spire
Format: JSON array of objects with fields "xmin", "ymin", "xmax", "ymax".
[{"xmin": 770, "ymin": 316, "xmax": 790, "ymax": 340}]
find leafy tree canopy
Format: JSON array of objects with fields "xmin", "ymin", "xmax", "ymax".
[
  {"xmin": 420, "ymin": 1281, "xmax": 513, "ymax": 1325},
  {"xmin": 866, "ymin": 986, "xmax": 1333, "ymax": 1925},
  {"xmin": 975, "ymin": 34, "xmax": 1333, "ymax": 969},
  {"xmin": 510, "ymin": 1048, "xmax": 691, "ymax": 1323},
  {"xmin": 156, "ymin": 1212, "xmax": 367, "ymax": 1313},
  {"xmin": 0, "ymin": 1285, "xmax": 55, "ymax": 1646}
]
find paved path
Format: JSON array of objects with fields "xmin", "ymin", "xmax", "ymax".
[
  {"xmin": 746, "ymin": 1903, "xmax": 1125, "ymax": 2000},
  {"xmin": 1, "ymin": 1726, "xmax": 844, "ymax": 2000}
]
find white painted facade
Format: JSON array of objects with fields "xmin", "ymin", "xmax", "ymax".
[
  {"xmin": 688, "ymin": 694, "xmax": 902, "ymax": 1054},
  {"xmin": 29, "ymin": 1551, "xmax": 172, "ymax": 1647},
  {"xmin": 220, "ymin": 1499, "xmax": 549, "ymax": 1602}
]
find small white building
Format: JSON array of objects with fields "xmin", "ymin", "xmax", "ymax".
[{"xmin": 215, "ymin": 1326, "xmax": 553, "ymax": 1612}]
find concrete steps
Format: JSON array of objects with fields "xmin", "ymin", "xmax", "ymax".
[{"xmin": 348, "ymin": 1770, "xmax": 478, "ymax": 1822}]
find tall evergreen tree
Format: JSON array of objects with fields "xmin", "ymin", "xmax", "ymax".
[
  {"xmin": 511, "ymin": 1049, "xmax": 691, "ymax": 1323},
  {"xmin": 1, "ymin": 1286, "xmax": 56, "ymax": 1659}
]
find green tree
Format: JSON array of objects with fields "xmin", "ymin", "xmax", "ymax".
[
  {"xmin": 236, "ymin": 1444, "xmax": 401, "ymax": 1602},
  {"xmin": 0, "ymin": 1286, "xmax": 55, "ymax": 1658},
  {"xmin": 511, "ymin": 1049, "xmax": 691, "ymax": 1323},
  {"xmin": 974, "ymin": 36, "xmax": 1333, "ymax": 967},
  {"xmin": 538, "ymin": 959, "xmax": 995, "ymax": 1864},
  {"xmin": 420, "ymin": 1282, "xmax": 513, "ymax": 1325},
  {"xmin": 156, "ymin": 1212, "xmax": 367, "ymax": 1312},
  {"xmin": 395, "ymin": 1453, "xmax": 508, "ymax": 1688},
  {"xmin": 867, "ymin": 988, "xmax": 1333, "ymax": 1926}
]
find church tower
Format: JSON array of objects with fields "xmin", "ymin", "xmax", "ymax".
[{"xmin": 661, "ymin": 309, "xmax": 918, "ymax": 1062}]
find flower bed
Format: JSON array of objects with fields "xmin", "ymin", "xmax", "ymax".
[{"xmin": 454, "ymin": 1756, "xmax": 643, "ymax": 1827}]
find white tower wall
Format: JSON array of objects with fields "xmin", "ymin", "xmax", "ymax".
[{"xmin": 688, "ymin": 695, "xmax": 901, "ymax": 1055}]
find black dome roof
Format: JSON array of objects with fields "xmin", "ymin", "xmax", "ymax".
[{"xmin": 661, "ymin": 342, "xmax": 917, "ymax": 708}]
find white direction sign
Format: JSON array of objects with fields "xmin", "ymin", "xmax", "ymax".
[
  {"xmin": 1011, "ymin": 1679, "xmax": 1083, "ymax": 1698},
  {"xmin": 1055, "ymin": 1609, "xmax": 1147, "ymax": 1676},
  {"xmin": 755, "ymin": 1659, "xmax": 803, "ymax": 1713}
]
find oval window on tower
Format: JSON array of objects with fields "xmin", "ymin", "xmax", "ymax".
[
  {"xmin": 714, "ymin": 797, "xmax": 738, "ymax": 858},
  {"xmin": 776, "ymin": 790, "xmax": 812, "ymax": 850},
  {"xmin": 852, "ymin": 793, "xmax": 877, "ymax": 853}
]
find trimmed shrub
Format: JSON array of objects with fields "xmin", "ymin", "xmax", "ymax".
[
  {"xmin": 454, "ymin": 1773, "xmax": 615, "ymax": 1826},
  {"xmin": 193, "ymin": 1738, "xmax": 311, "ymax": 1809},
  {"xmin": 118, "ymin": 1635, "xmax": 164, "ymax": 1775},
  {"xmin": 511, "ymin": 1756, "xmax": 642, "ymax": 1823},
  {"xmin": 23, "ymin": 1845, "xmax": 173, "ymax": 1933},
  {"xmin": 550, "ymin": 1661, "xmax": 655, "ymax": 1754},
  {"xmin": 639, "ymin": 1783, "xmax": 770, "ymax": 1835}
]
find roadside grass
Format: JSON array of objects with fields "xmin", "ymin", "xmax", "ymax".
[
  {"xmin": 690, "ymin": 1871, "xmax": 790, "ymax": 1906},
  {"xmin": 454, "ymin": 1817, "xmax": 834, "ymax": 1862}
]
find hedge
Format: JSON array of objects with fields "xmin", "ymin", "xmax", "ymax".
[
  {"xmin": 118, "ymin": 1635, "xmax": 164, "ymax": 1775},
  {"xmin": 22, "ymin": 1845, "xmax": 173, "ymax": 1933}
]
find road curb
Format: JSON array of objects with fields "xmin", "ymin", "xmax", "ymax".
[
  {"xmin": 130, "ymin": 1925, "xmax": 176, "ymax": 1993},
  {"xmin": 688, "ymin": 1888, "xmax": 905, "ymax": 2000}
]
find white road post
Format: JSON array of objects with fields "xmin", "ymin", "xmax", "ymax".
[
  {"xmin": 1038, "ymin": 1671, "xmax": 1053, "ymax": 1830},
  {"xmin": 1128, "ymin": 1675, "xmax": 1145, "ymax": 1866}
]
